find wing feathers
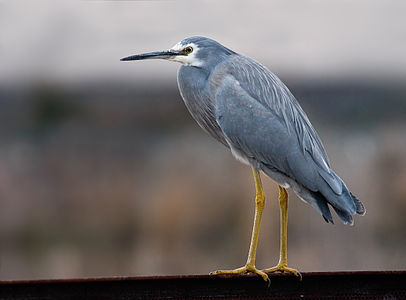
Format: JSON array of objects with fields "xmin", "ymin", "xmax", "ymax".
[{"xmin": 210, "ymin": 55, "xmax": 364, "ymax": 224}]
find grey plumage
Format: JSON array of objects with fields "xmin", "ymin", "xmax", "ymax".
[{"xmin": 121, "ymin": 36, "xmax": 365, "ymax": 225}]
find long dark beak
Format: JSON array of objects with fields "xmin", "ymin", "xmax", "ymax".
[{"xmin": 120, "ymin": 50, "xmax": 183, "ymax": 61}]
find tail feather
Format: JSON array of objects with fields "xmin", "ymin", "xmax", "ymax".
[
  {"xmin": 351, "ymin": 192, "xmax": 366, "ymax": 215},
  {"xmin": 324, "ymin": 183, "xmax": 364, "ymax": 225},
  {"xmin": 293, "ymin": 180, "xmax": 364, "ymax": 225},
  {"xmin": 309, "ymin": 190, "xmax": 334, "ymax": 224},
  {"xmin": 332, "ymin": 206, "xmax": 354, "ymax": 225},
  {"xmin": 318, "ymin": 171, "xmax": 366, "ymax": 224},
  {"xmin": 260, "ymin": 163, "xmax": 365, "ymax": 225},
  {"xmin": 318, "ymin": 171, "xmax": 356, "ymax": 214}
]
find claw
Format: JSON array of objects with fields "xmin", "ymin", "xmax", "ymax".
[
  {"xmin": 211, "ymin": 265, "xmax": 270, "ymax": 283},
  {"xmin": 262, "ymin": 264, "xmax": 302, "ymax": 281}
]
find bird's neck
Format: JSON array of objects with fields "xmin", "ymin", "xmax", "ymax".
[
  {"xmin": 178, "ymin": 66, "xmax": 210, "ymax": 97},
  {"xmin": 177, "ymin": 65, "xmax": 227, "ymax": 145}
]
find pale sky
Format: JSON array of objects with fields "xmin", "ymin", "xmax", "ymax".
[{"xmin": 1, "ymin": 0, "xmax": 405, "ymax": 85}]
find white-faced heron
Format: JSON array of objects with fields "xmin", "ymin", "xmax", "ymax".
[{"xmin": 121, "ymin": 36, "xmax": 366, "ymax": 282}]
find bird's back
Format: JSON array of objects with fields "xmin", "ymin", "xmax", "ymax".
[
  {"xmin": 212, "ymin": 55, "xmax": 331, "ymax": 170},
  {"xmin": 208, "ymin": 54, "xmax": 365, "ymax": 224}
]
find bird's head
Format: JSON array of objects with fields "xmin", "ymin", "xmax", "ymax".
[{"xmin": 120, "ymin": 36, "xmax": 235, "ymax": 68}]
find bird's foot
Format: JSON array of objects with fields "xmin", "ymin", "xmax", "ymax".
[
  {"xmin": 211, "ymin": 264, "xmax": 269, "ymax": 284},
  {"xmin": 262, "ymin": 264, "xmax": 302, "ymax": 280}
]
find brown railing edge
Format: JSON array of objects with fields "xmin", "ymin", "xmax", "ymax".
[{"xmin": 1, "ymin": 270, "xmax": 405, "ymax": 284}]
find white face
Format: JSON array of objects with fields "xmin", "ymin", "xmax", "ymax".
[{"xmin": 169, "ymin": 42, "xmax": 203, "ymax": 67}]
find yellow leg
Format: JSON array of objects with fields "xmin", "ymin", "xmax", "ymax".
[
  {"xmin": 262, "ymin": 186, "xmax": 301, "ymax": 279},
  {"xmin": 211, "ymin": 168, "xmax": 269, "ymax": 283}
]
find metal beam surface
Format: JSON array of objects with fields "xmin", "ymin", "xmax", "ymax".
[{"xmin": 0, "ymin": 271, "xmax": 405, "ymax": 299}]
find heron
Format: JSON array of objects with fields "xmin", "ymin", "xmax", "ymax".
[{"xmin": 120, "ymin": 36, "xmax": 365, "ymax": 282}]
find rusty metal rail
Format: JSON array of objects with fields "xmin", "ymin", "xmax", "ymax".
[{"xmin": 0, "ymin": 271, "xmax": 405, "ymax": 299}]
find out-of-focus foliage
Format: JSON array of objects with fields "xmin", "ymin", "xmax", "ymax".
[{"xmin": 0, "ymin": 82, "xmax": 405, "ymax": 280}]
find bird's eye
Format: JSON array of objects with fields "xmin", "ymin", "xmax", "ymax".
[{"xmin": 184, "ymin": 46, "xmax": 193, "ymax": 54}]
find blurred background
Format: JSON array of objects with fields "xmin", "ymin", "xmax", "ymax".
[{"xmin": 0, "ymin": 1, "xmax": 405, "ymax": 280}]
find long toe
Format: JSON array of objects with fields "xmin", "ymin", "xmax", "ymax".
[
  {"xmin": 211, "ymin": 265, "xmax": 269, "ymax": 283},
  {"xmin": 262, "ymin": 265, "xmax": 302, "ymax": 280}
]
